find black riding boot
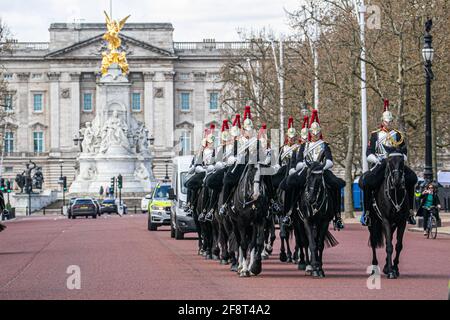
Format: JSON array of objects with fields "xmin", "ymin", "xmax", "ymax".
[
  {"xmin": 406, "ymin": 185, "xmax": 416, "ymax": 225},
  {"xmin": 361, "ymin": 188, "xmax": 372, "ymax": 227},
  {"xmin": 333, "ymin": 189, "xmax": 344, "ymax": 230}
]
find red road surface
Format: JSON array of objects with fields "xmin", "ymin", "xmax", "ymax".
[{"xmin": 0, "ymin": 215, "xmax": 449, "ymax": 300}]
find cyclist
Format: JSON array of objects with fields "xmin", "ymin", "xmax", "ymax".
[{"xmin": 417, "ymin": 183, "xmax": 441, "ymax": 236}]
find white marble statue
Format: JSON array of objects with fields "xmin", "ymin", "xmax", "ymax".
[
  {"xmin": 81, "ymin": 163, "xmax": 97, "ymax": 180},
  {"xmin": 99, "ymin": 110, "xmax": 130, "ymax": 153},
  {"xmin": 135, "ymin": 163, "xmax": 150, "ymax": 180},
  {"xmin": 80, "ymin": 122, "xmax": 96, "ymax": 154},
  {"xmin": 136, "ymin": 123, "xmax": 150, "ymax": 154}
]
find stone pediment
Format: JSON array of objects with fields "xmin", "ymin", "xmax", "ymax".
[{"xmin": 45, "ymin": 34, "xmax": 175, "ymax": 59}]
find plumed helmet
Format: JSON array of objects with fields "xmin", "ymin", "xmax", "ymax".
[
  {"xmin": 231, "ymin": 114, "xmax": 241, "ymax": 137},
  {"xmin": 243, "ymin": 106, "xmax": 254, "ymax": 131},
  {"xmin": 309, "ymin": 109, "xmax": 323, "ymax": 139},
  {"xmin": 287, "ymin": 117, "xmax": 296, "ymax": 138},
  {"xmin": 207, "ymin": 123, "xmax": 216, "ymax": 144},
  {"xmin": 300, "ymin": 116, "xmax": 309, "ymax": 142},
  {"xmin": 221, "ymin": 119, "xmax": 230, "ymax": 142},
  {"xmin": 382, "ymin": 99, "xmax": 394, "ymax": 123}
]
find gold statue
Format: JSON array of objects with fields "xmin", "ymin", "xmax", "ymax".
[{"xmin": 101, "ymin": 11, "xmax": 131, "ymax": 75}]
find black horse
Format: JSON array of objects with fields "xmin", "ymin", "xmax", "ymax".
[
  {"xmin": 366, "ymin": 150, "xmax": 413, "ymax": 279},
  {"xmin": 230, "ymin": 164, "xmax": 269, "ymax": 277},
  {"xmin": 299, "ymin": 161, "xmax": 338, "ymax": 278}
]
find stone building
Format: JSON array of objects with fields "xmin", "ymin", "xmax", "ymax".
[{"xmin": 0, "ymin": 22, "xmax": 242, "ymax": 191}]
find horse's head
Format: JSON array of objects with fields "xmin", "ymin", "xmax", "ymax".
[
  {"xmin": 305, "ymin": 160, "xmax": 325, "ymax": 204},
  {"xmin": 385, "ymin": 147, "xmax": 405, "ymax": 188}
]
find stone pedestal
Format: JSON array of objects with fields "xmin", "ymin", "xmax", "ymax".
[{"xmin": 11, "ymin": 191, "xmax": 58, "ymax": 216}]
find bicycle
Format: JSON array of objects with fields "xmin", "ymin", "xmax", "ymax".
[{"xmin": 425, "ymin": 206, "xmax": 438, "ymax": 240}]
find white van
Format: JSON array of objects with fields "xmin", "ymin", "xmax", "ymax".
[{"xmin": 170, "ymin": 156, "xmax": 197, "ymax": 239}]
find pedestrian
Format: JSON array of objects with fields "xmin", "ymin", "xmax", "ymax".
[
  {"xmin": 416, "ymin": 183, "xmax": 441, "ymax": 236},
  {"xmin": 0, "ymin": 190, "xmax": 6, "ymax": 232}
]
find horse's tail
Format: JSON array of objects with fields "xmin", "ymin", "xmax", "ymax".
[
  {"xmin": 324, "ymin": 230, "xmax": 339, "ymax": 248},
  {"xmin": 368, "ymin": 216, "xmax": 384, "ymax": 248}
]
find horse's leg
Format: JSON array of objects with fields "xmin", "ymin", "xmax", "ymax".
[
  {"xmin": 382, "ymin": 218, "xmax": 396, "ymax": 279},
  {"xmin": 269, "ymin": 216, "xmax": 276, "ymax": 253},
  {"xmin": 393, "ymin": 221, "xmax": 406, "ymax": 278},
  {"xmin": 250, "ymin": 222, "xmax": 265, "ymax": 276},
  {"xmin": 303, "ymin": 222, "xmax": 317, "ymax": 276},
  {"xmin": 316, "ymin": 221, "xmax": 329, "ymax": 278},
  {"xmin": 238, "ymin": 224, "xmax": 250, "ymax": 277},
  {"xmin": 286, "ymin": 228, "xmax": 293, "ymax": 263},
  {"xmin": 218, "ymin": 220, "xmax": 228, "ymax": 264},
  {"xmin": 279, "ymin": 222, "xmax": 288, "ymax": 262}
]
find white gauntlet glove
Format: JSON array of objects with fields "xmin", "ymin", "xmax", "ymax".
[
  {"xmin": 289, "ymin": 168, "xmax": 296, "ymax": 176},
  {"xmin": 195, "ymin": 166, "xmax": 206, "ymax": 174},
  {"xmin": 296, "ymin": 162, "xmax": 305, "ymax": 172},
  {"xmin": 323, "ymin": 159, "xmax": 334, "ymax": 171},
  {"xmin": 367, "ymin": 154, "xmax": 381, "ymax": 165}
]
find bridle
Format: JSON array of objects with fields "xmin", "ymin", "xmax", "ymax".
[
  {"xmin": 384, "ymin": 153, "xmax": 406, "ymax": 212},
  {"xmin": 304, "ymin": 169, "xmax": 329, "ymax": 217}
]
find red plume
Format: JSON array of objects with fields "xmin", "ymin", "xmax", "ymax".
[
  {"xmin": 309, "ymin": 109, "xmax": 323, "ymax": 140},
  {"xmin": 288, "ymin": 117, "xmax": 294, "ymax": 129},
  {"xmin": 221, "ymin": 119, "xmax": 229, "ymax": 132},
  {"xmin": 302, "ymin": 116, "xmax": 309, "ymax": 129},
  {"xmin": 384, "ymin": 99, "xmax": 389, "ymax": 112},
  {"xmin": 232, "ymin": 114, "xmax": 241, "ymax": 128},
  {"xmin": 210, "ymin": 123, "xmax": 216, "ymax": 130},
  {"xmin": 244, "ymin": 106, "xmax": 252, "ymax": 120}
]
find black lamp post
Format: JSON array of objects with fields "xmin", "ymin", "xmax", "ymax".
[
  {"xmin": 59, "ymin": 160, "xmax": 65, "ymax": 214},
  {"xmin": 165, "ymin": 160, "xmax": 170, "ymax": 180},
  {"xmin": 422, "ymin": 19, "xmax": 434, "ymax": 183}
]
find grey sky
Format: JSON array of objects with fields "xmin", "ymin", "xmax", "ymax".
[{"xmin": 1, "ymin": 0, "xmax": 300, "ymax": 42}]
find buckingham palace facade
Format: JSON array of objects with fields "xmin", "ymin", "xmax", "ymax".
[{"xmin": 0, "ymin": 22, "xmax": 242, "ymax": 190}]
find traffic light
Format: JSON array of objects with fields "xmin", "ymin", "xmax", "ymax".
[
  {"xmin": 62, "ymin": 176, "xmax": 67, "ymax": 192},
  {"xmin": 117, "ymin": 174, "xmax": 123, "ymax": 189},
  {"xmin": 0, "ymin": 178, "xmax": 5, "ymax": 192},
  {"xmin": 110, "ymin": 177, "xmax": 115, "ymax": 195},
  {"xmin": 6, "ymin": 180, "xmax": 11, "ymax": 193}
]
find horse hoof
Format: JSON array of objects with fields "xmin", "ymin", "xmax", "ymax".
[
  {"xmin": 230, "ymin": 264, "xmax": 238, "ymax": 272},
  {"xmin": 220, "ymin": 260, "xmax": 229, "ymax": 265},
  {"xmin": 318, "ymin": 270, "xmax": 326, "ymax": 278},
  {"xmin": 312, "ymin": 270, "xmax": 320, "ymax": 278},
  {"xmin": 205, "ymin": 254, "xmax": 213, "ymax": 260},
  {"xmin": 383, "ymin": 265, "xmax": 389, "ymax": 275},
  {"xmin": 287, "ymin": 257, "xmax": 293, "ymax": 263},
  {"xmin": 298, "ymin": 263, "xmax": 307, "ymax": 271},
  {"xmin": 387, "ymin": 272, "xmax": 398, "ymax": 279},
  {"xmin": 266, "ymin": 246, "xmax": 273, "ymax": 255},
  {"xmin": 305, "ymin": 265, "xmax": 313, "ymax": 275},
  {"xmin": 239, "ymin": 271, "xmax": 251, "ymax": 278},
  {"xmin": 212, "ymin": 255, "xmax": 220, "ymax": 261},
  {"xmin": 250, "ymin": 262, "xmax": 262, "ymax": 276},
  {"xmin": 392, "ymin": 266, "xmax": 400, "ymax": 277},
  {"xmin": 262, "ymin": 254, "xmax": 269, "ymax": 261},
  {"xmin": 198, "ymin": 249, "xmax": 205, "ymax": 256},
  {"xmin": 279, "ymin": 252, "xmax": 288, "ymax": 263}
]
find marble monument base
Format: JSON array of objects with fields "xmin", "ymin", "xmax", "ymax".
[{"xmin": 69, "ymin": 149, "xmax": 154, "ymax": 195}]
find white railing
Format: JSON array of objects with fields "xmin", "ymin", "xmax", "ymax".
[
  {"xmin": 174, "ymin": 42, "xmax": 253, "ymax": 51},
  {"xmin": 1, "ymin": 42, "xmax": 50, "ymax": 51}
]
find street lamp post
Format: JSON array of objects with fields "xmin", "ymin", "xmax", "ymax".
[
  {"xmin": 59, "ymin": 160, "xmax": 65, "ymax": 214},
  {"xmin": 165, "ymin": 160, "xmax": 170, "ymax": 181},
  {"xmin": 422, "ymin": 19, "xmax": 434, "ymax": 183}
]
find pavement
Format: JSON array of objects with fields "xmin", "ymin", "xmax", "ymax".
[{"xmin": 0, "ymin": 214, "xmax": 449, "ymax": 300}]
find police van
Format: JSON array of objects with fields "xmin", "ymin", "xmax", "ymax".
[
  {"xmin": 169, "ymin": 156, "xmax": 197, "ymax": 239},
  {"xmin": 147, "ymin": 182, "xmax": 173, "ymax": 231}
]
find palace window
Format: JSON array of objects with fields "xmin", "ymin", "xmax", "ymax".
[
  {"xmin": 83, "ymin": 93, "xmax": 93, "ymax": 112},
  {"xmin": 132, "ymin": 92, "xmax": 141, "ymax": 111},
  {"xmin": 180, "ymin": 92, "xmax": 190, "ymax": 111},
  {"xmin": 4, "ymin": 94, "xmax": 13, "ymax": 111},
  {"xmin": 180, "ymin": 131, "xmax": 191, "ymax": 156},
  {"xmin": 33, "ymin": 93, "xmax": 43, "ymax": 112},
  {"xmin": 209, "ymin": 92, "xmax": 219, "ymax": 111},
  {"xmin": 4, "ymin": 132, "xmax": 14, "ymax": 154},
  {"xmin": 3, "ymin": 74, "xmax": 13, "ymax": 81},
  {"xmin": 33, "ymin": 132, "xmax": 44, "ymax": 153}
]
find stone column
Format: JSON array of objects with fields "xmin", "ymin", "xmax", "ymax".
[
  {"xmin": 16, "ymin": 73, "xmax": 31, "ymax": 153},
  {"xmin": 143, "ymin": 72, "xmax": 155, "ymax": 138},
  {"xmin": 70, "ymin": 73, "xmax": 81, "ymax": 148},
  {"xmin": 47, "ymin": 72, "xmax": 61, "ymax": 152},
  {"xmin": 163, "ymin": 71, "xmax": 175, "ymax": 153}
]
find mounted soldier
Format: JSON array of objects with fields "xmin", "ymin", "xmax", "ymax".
[
  {"xmin": 360, "ymin": 99, "xmax": 418, "ymax": 226},
  {"xmin": 289, "ymin": 110, "xmax": 345, "ymax": 230},
  {"xmin": 184, "ymin": 125, "xmax": 215, "ymax": 214}
]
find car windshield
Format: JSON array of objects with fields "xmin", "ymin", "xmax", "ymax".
[
  {"xmin": 153, "ymin": 185, "xmax": 171, "ymax": 200},
  {"xmin": 75, "ymin": 199, "xmax": 93, "ymax": 205},
  {"xmin": 102, "ymin": 200, "xmax": 115, "ymax": 204},
  {"xmin": 180, "ymin": 172, "xmax": 188, "ymax": 195}
]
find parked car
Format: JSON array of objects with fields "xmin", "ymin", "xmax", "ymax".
[
  {"xmin": 70, "ymin": 198, "xmax": 97, "ymax": 219},
  {"xmin": 141, "ymin": 194, "xmax": 152, "ymax": 214},
  {"xmin": 170, "ymin": 156, "xmax": 197, "ymax": 239},
  {"xmin": 148, "ymin": 183, "xmax": 172, "ymax": 231},
  {"xmin": 67, "ymin": 197, "xmax": 78, "ymax": 218},
  {"xmin": 100, "ymin": 199, "xmax": 118, "ymax": 214}
]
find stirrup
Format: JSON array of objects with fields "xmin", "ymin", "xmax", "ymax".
[
  {"xmin": 198, "ymin": 213, "xmax": 205, "ymax": 222},
  {"xmin": 333, "ymin": 217, "xmax": 344, "ymax": 231},
  {"xmin": 281, "ymin": 215, "xmax": 292, "ymax": 227},
  {"xmin": 219, "ymin": 205, "xmax": 226, "ymax": 216}
]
